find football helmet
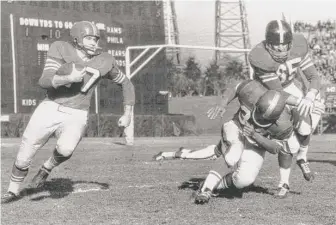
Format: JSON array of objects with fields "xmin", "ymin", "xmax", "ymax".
[
  {"xmin": 265, "ymin": 20, "xmax": 293, "ymax": 63},
  {"xmin": 70, "ymin": 21, "xmax": 101, "ymax": 56},
  {"xmin": 252, "ymin": 90, "xmax": 287, "ymax": 127}
]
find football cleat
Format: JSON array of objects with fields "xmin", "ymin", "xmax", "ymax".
[
  {"xmin": 275, "ymin": 183, "xmax": 290, "ymax": 199},
  {"xmin": 30, "ymin": 166, "xmax": 51, "ymax": 189},
  {"xmin": 1, "ymin": 191, "xmax": 21, "ymax": 204},
  {"xmin": 297, "ymin": 159, "xmax": 314, "ymax": 182},
  {"xmin": 194, "ymin": 188, "xmax": 212, "ymax": 205}
]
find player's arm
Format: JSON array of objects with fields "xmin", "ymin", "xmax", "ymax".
[
  {"xmin": 38, "ymin": 42, "xmax": 85, "ymax": 89},
  {"xmin": 299, "ymin": 53, "xmax": 321, "ymax": 98},
  {"xmin": 106, "ymin": 62, "xmax": 135, "ymax": 127},
  {"xmin": 207, "ymin": 81, "xmax": 243, "ymax": 119},
  {"xmin": 297, "ymin": 57, "xmax": 320, "ymax": 116},
  {"xmin": 251, "ymin": 132, "xmax": 282, "ymax": 154},
  {"xmin": 243, "ymin": 124, "xmax": 282, "ymax": 154}
]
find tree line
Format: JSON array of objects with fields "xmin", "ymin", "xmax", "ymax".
[{"xmin": 166, "ymin": 55, "xmax": 249, "ymax": 97}]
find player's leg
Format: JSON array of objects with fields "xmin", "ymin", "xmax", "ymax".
[
  {"xmin": 221, "ymin": 120, "xmax": 245, "ymax": 167},
  {"xmin": 195, "ymin": 143, "xmax": 266, "ymax": 204},
  {"xmin": 124, "ymin": 107, "xmax": 134, "ymax": 145},
  {"xmin": 277, "ymin": 151, "xmax": 293, "ymax": 198},
  {"xmin": 194, "ymin": 123, "xmax": 247, "ymax": 204},
  {"xmin": 276, "ymin": 132, "xmax": 300, "ymax": 198},
  {"xmin": 292, "ymin": 108, "xmax": 315, "ymax": 181},
  {"xmin": 2, "ymin": 102, "xmax": 59, "ymax": 203},
  {"xmin": 197, "ymin": 120, "xmax": 245, "ymax": 191},
  {"xmin": 284, "ymin": 83, "xmax": 320, "ymax": 181},
  {"xmin": 154, "ymin": 120, "xmax": 243, "ymax": 161},
  {"xmin": 30, "ymin": 109, "xmax": 88, "ymax": 188}
]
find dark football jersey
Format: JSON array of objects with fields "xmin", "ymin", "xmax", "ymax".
[
  {"xmin": 40, "ymin": 41, "xmax": 122, "ymax": 110},
  {"xmin": 249, "ymin": 33, "xmax": 320, "ymax": 91},
  {"xmin": 233, "ymin": 80, "xmax": 293, "ymax": 141}
]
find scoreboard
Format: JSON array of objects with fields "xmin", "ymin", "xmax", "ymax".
[{"xmin": 1, "ymin": 1, "xmax": 167, "ymax": 115}]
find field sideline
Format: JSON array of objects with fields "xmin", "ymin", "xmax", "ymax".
[{"xmin": 1, "ymin": 135, "xmax": 336, "ymax": 225}]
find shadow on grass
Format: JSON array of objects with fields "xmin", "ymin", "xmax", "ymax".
[
  {"xmin": 112, "ymin": 141, "xmax": 127, "ymax": 146},
  {"xmin": 178, "ymin": 177, "xmax": 301, "ymax": 199},
  {"xmin": 309, "ymin": 159, "xmax": 336, "ymax": 166},
  {"xmin": 20, "ymin": 178, "xmax": 109, "ymax": 201}
]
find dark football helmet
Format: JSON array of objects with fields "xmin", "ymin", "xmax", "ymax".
[
  {"xmin": 70, "ymin": 21, "xmax": 101, "ymax": 56},
  {"xmin": 252, "ymin": 90, "xmax": 287, "ymax": 127},
  {"xmin": 265, "ymin": 20, "xmax": 293, "ymax": 63}
]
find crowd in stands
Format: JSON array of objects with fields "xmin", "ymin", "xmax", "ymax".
[{"xmin": 294, "ymin": 20, "xmax": 336, "ymax": 84}]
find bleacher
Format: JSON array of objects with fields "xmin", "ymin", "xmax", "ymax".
[{"xmin": 294, "ymin": 20, "xmax": 336, "ymax": 134}]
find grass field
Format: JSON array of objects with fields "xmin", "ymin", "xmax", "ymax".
[
  {"xmin": 169, "ymin": 96, "xmax": 240, "ymax": 133},
  {"xmin": 1, "ymin": 135, "xmax": 336, "ymax": 225}
]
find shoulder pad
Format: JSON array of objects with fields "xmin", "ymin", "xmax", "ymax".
[
  {"xmin": 47, "ymin": 41, "xmax": 65, "ymax": 59},
  {"xmin": 236, "ymin": 80, "xmax": 251, "ymax": 93},
  {"xmin": 290, "ymin": 34, "xmax": 308, "ymax": 57},
  {"xmin": 47, "ymin": 41, "xmax": 75, "ymax": 60},
  {"xmin": 249, "ymin": 42, "xmax": 278, "ymax": 73},
  {"xmin": 86, "ymin": 52, "xmax": 115, "ymax": 76}
]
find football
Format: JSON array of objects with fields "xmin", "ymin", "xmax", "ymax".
[{"xmin": 56, "ymin": 62, "xmax": 86, "ymax": 76}]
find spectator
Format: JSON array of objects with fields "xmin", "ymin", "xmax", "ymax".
[{"xmin": 294, "ymin": 20, "xmax": 336, "ymax": 83}]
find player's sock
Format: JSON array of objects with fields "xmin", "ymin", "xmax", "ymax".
[
  {"xmin": 160, "ymin": 152, "xmax": 177, "ymax": 159},
  {"xmin": 43, "ymin": 149, "xmax": 72, "ymax": 171},
  {"xmin": 279, "ymin": 168, "xmax": 291, "ymax": 187},
  {"xmin": 8, "ymin": 164, "xmax": 29, "ymax": 195},
  {"xmin": 201, "ymin": 170, "xmax": 222, "ymax": 192},
  {"xmin": 217, "ymin": 172, "xmax": 234, "ymax": 189},
  {"xmin": 277, "ymin": 151, "xmax": 293, "ymax": 187},
  {"xmin": 297, "ymin": 145, "xmax": 309, "ymax": 162}
]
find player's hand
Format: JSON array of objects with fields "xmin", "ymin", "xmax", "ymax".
[
  {"xmin": 297, "ymin": 94, "xmax": 315, "ymax": 117},
  {"xmin": 68, "ymin": 63, "xmax": 86, "ymax": 83},
  {"xmin": 118, "ymin": 105, "xmax": 133, "ymax": 127},
  {"xmin": 243, "ymin": 123, "xmax": 255, "ymax": 137},
  {"xmin": 207, "ymin": 105, "xmax": 226, "ymax": 120},
  {"xmin": 118, "ymin": 114, "xmax": 131, "ymax": 127}
]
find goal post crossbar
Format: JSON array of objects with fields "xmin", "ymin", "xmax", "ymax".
[{"xmin": 123, "ymin": 44, "xmax": 252, "ymax": 145}]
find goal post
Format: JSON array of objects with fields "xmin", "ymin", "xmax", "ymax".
[{"xmin": 123, "ymin": 44, "xmax": 251, "ymax": 145}]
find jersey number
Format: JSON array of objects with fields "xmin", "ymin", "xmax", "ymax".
[
  {"xmin": 81, "ymin": 67, "xmax": 100, "ymax": 93},
  {"xmin": 277, "ymin": 57, "xmax": 301, "ymax": 82},
  {"xmin": 238, "ymin": 105, "xmax": 251, "ymax": 125}
]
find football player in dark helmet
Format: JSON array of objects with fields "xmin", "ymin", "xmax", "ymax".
[
  {"xmin": 249, "ymin": 19, "xmax": 324, "ymax": 190},
  {"xmin": 194, "ymin": 87, "xmax": 302, "ymax": 204},
  {"xmin": 265, "ymin": 20, "xmax": 293, "ymax": 63}
]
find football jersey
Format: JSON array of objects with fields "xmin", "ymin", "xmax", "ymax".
[
  {"xmin": 40, "ymin": 41, "xmax": 123, "ymax": 110},
  {"xmin": 233, "ymin": 80, "xmax": 293, "ymax": 141},
  {"xmin": 249, "ymin": 33, "xmax": 320, "ymax": 91}
]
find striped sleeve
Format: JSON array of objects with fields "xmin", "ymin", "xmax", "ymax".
[
  {"xmin": 38, "ymin": 42, "xmax": 65, "ymax": 89},
  {"xmin": 299, "ymin": 53, "xmax": 321, "ymax": 90},
  {"xmin": 106, "ymin": 66, "xmax": 126, "ymax": 84},
  {"xmin": 299, "ymin": 53, "xmax": 315, "ymax": 71}
]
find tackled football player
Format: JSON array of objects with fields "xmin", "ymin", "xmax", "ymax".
[
  {"xmin": 193, "ymin": 81, "xmax": 304, "ymax": 204},
  {"xmin": 249, "ymin": 20, "xmax": 325, "ymax": 186},
  {"xmin": 1, "ymin": 21, "xmax": 135, "ymax": 203}
]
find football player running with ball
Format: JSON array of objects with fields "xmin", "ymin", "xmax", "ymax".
[
  {"xmin": 249, "ymin": 20, "xmax": 324, "ymax": 187},
  {"xmin": 1, "ymin": 21, "xmax": 135, "ymax": 203}
]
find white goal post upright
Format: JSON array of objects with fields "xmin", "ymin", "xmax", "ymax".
[{"xmin": 123, "ymin": 44, "xmax": 251, "ymax": 145}]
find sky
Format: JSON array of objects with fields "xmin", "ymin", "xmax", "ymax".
[{"xmin": 174, "ymin": 0, "xmax": 336, "ymax": 67}]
